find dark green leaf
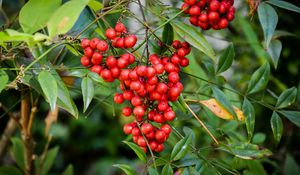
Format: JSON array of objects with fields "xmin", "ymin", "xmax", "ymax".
[
  {"xmin": 47, "ymin": 0, "xmax": 89, "ymax": 37},
  {"xmin": 38, "ymin": 71, "xmax": 58, "ymax": 111},
  {"xmin": 41, "ymin": 147, "xmax": 59, "ymax": 175},
  {"xmin": 62, "ymin": 164, "xmax": 74, "ymax": 175},
  {"xmin": 246, "ymin": 160, "xmax": 267, "ymax": 175},
  {"xmin": 212, "ymin": 87, "xmax": 237, "ymax": 120},
  {"xmin": 148, "ymin": 167, "xmax": 159, "ymax": 175},
  {"xmin": 0, "ymin": 166, "xmax": 22, "ymax": 175},
  {"xmin": 19, "ymin": 0, "xmax": 61, "ymax": 34},
  {"xmin": 170, "ymin": 132, "xmax": 192, "ymax": 161},
  {"xmin": 247, "ymin": 63, "xmax": 270, "ymax": 94},
  {"xmin": 162, "ymin": 23, "xmax": 174, "ymax": 46},
  {"xmin": 81, "ymin": 77, "xmax": 94, "ymax": 112},
  {"xmin": 217, "ymin": 43, "xmax": 235, "ymax": 73},
  {"xmin": 161, "ymin": 164, "xmax": 173, "ymax": 175},
  {"xmin": 280, "ymin": 111, "xmax": 300, "ymax": 127},
  {"xmin": 123, "ymin": 141, "xmax": 147, "ymax": 163},
  {"xmin": 171, "ymin": 21, "xmax": 216, "ymax": 61},
  {"xmin": 113, "ymin": 164, "xmax": 137, "ymax": 175},
  {"xmin": 284, "ymin": 154, "xmax": 300, "ymax": 175},
  {"xmin": 268, "ymin": 0, "xmax": 300, "ymax": 13},
  {"xmin": 267, "ymin": 39, "xmax": 282, "ymax": 68},
  {"xmin": 243, "ymin": 98, "xmax": 255, "ymax": 140},
  {"xmin": 258, "ymin": 3, "xmax": 278, "ymax": 48},
  {"xmin": 11, "ymin": 138, "xmax": 25, "ymax": 171},
  {"xmin": 88, "ymin": 0, "xmax": 103, "ymax": 11},
  {"xmin": 276, "ymin": 87, "xmax": 297, "ymax": 109},
  {"xmin": 0, "ymin": 70, "xmax": 9, "ymax": 93},
  {"xmin": 270, "ymin": 112, "xmax": 283, "ymax": 145}
]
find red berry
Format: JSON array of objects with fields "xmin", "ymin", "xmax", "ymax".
[
  {"xmin": 155, "ymin": 144, "xmax": 164, "ymax": 152},
  {"xmin": 172, "ymin": 40, "xmax": 182, "ymax": 49},
  {"xmin": 133, "ymin": 106, "xmax": 145, "ymax": 117},
  {"xmin": 168, "ymin": 87, "xmax": 181, "ymax": 98},
  {"xmin": 141, "ymin": 123, "xmax": 154, "ymax": 134},
  {"xmin": 150, "ymin": 141, "xmax": 158, "ymax": 150},
  {"xmin": 132, "ymin": 127, "xmax": 141, "ymax": 136},
  {"xmin": 147, "ymin": 76, "xmax": 158, "ymax": 85},
  {"xmin": 115, "ymin": 22, "xmax": 126, "ymax": 33},
  {"xmin": 181, "ymin": 3, "xmax": 190, "ymax": 14},
  {"xmin": 117, "ymin": 57, "xmax": 129, "ymax": 69},
  {"xmin": 123, "ymin": 90, "xmax": 134, "ymax": 100},
  {"xmin": 123, "ymin": 124, "xmax": 134, "ymax": 135},
  {"xmin": 111, "ymin": 67, "xmax": 121, "ymax": 78},
  {"xmin": 89, "ymin": 38, "xmax": 100, "ymax": 49},
  {"xmin": 164, "ymin": 110, "xmax": 176, "ymax": 121},
  {"xmin": 106, "ymin": 56, "xmax": 117, "ymax": 68},
  {"xmin": 80, "ymin": 56, "xmax": 90, "ymax": 66},
  {"xmin": 218, "ymin": 18, "xmax": 228, "ymax": 29},
  {"xmin": 115, "ymin": 37, "xmax": 124, "ymax": 48},
  {"xmin": 189, "ymin": 5, "xmax": 201, "ymax": 16},
  {"xmin": 97, "ymin": 40, "xmax": 108, "ymax": 52},
  {"xmin": 146, "ymin": 67, "xmax": 156, "ymax": 78},
  {"xmin": 226, "ymin": 12, "xmax": 235, "ymax": 21},
  {"xmin": 137, "ymin": 136, "xmax": 147, "ymax": 147},
  {"xmin": 153, "ymin": 64, "xmax": 165, "ymax": 74},
  {"xmin": 84, "ymin": 47, "xmax": 93, "ymax": 57},
  {"xmin": 101, "ymin": 69, "xmax": 112, "ymax": 80},
  {"xmin": 122, "ymin": 106, "xmax": 132, "ymax": 116},
  {"xmin": 170, "ymin": 54, "xmax": 181, "ymax": 65},
  {"xmin": 208, "ymin": 11, "xmax": 220, "ymax": 21},
  {"xmin": 164, "ymin": 62, "xmax": 176, "ymax": 73},
  {"xmin": 119, "ymin": 69, "xmax": 130, "ymax": 80},
  {"xmin": 155, "ymin": 130, "xmax": 166, "ymax": 141},
  {"xmin": 91, "ymin": 52, "xmax": 103, "ymax": 65},
  {"xmin": 197, "ymin": 0, "xmax": 207, "ymax": 8},
  {"xmin": 81, "ymin": 38, "xmax": 90, "ymax": 48},
  {"xmin": 124, "ymin": 34, "xmax": 137, "ymax": 48},
  {"xmin": 156, "ymin": 83, "xmax": 168, "ymax": 94},
  {"xmin": 199, "ymin": 13, "xmax": 208, "ymax": 22},
  {"xmin": 153, "ymin": 113, "xmax": 165, "ymax": 123},
  {"xmin": 161, "ymin": 124, "xmax": 172, "ymax": 135},
  {"xmin": 184, "ymin": 0, "xmax": 197, "ymax": 5},
  {"xmin": 105, "ymin": 28, "xmax": 116, "ymax": 39},
  {"xmin": 189, "ymin": 16, "xmax": 198, "ymax": 26},
  {"xmin": 136, "ymin": 66, "xmax": 147, "ymax": 77},
  {"xmin": 180, "ymin": 57, "xmax": 189, "ymax": 67},
  {"xmin": 209, "ymin": 0, "xmax": 221, "ymax": 11},
  {"xmin": 131, "ymin": 95, "xmax": 142, "ymax": 106},
  {"xmin": 158, "ymin": 101, "xmax": 169, "ymax": 111},
  {"xmin": 168, "ymin": 72, "xmax": 180, "ymax": 83},
  {"xmin": 114, "ymin": 93, "xmax": 124, "ymax": 104},
  {"xmin": 146, "ymin": 131, "xmax": 155, "ymax": 139},
  {"xmin": 90, "ymin": 65, "xmax": 102, "ymax": 74},
  {"xmin": 130, "ymin": 81, "xmax": 142, "ymax": 91}
]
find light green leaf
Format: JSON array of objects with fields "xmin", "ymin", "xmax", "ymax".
[
  {"xmin": 148, "ymin": 167, "xmax": 159, "ymax": 175},
  {"xmin": 284, "ymin": 154, "xmax": 300, "ymax": 175},
  {"xmin": 252, "ymin": 133, "xmax": 266, "ymax": 144},
  {"xmin": 268, "ymin": 0, "xmax": 300, "ymax": 13},
  {"xmin": 162, "ymin": 23, "xmax": 174, "ymax": 46},
  {"xmin": 88, "ymin": 0, "xmax": 104, "ymax": 11},
  {"xmin": 247, "ymin": 63, "xmax": 270, "ymax": 94},
  {"xmin": 280, "ymin": 111, "xmax": 300, "ymax": 127},
  {"xmin": 276, "ymin": 87, "xmax": 297, "ymax": 109},
  {"xmin": 217, "ymin": 43, "xmax": 235, "ymax": 74},
  {"xmin": 267, "ymin": 39, "xmax": 282, "ymax": 68},
  {"xmin": 0, "ymin": 70, "xmax": 9, "ymax": 93},
  {"xmin": 161, "ymin": 164, "xmax": 173, "ymax": 175},
  {"xmin": 270, "ymin": 112, "xmax": 283, "ymax": 145},
  {"xmin": 171, "ymin": 21, "xmax": 216, "ymax": 61},
  {"xmin": 123, "ymin": 141, "xmax": 147, "ymax": 163},
  {"xmin": 243, "ymin": 98, "xmax": 255, "ymax": 141},
  {"xmin": 0, "ymin": 166, "xmax": 22, "ymax": 175},
  {"xmin": 113, "ymin": 164, "xmax": 137, "ymax": 175},
  {"xmin": 47, "ymin": 0, "xmax": 89, "ymax": 38},
  {"xmin": 170, "ymin": 132, "xmax": 192, "ymax": 161},
  {"xmin": 19, "ymin": 0, "xmax": 61, "ymax": 34},
  {"xmin": 61, "ymin": 165, "xmax": 73, "ymax": 175},
  {"xmin": 81, "ymin": 77, "xmax": 94, "ymax": 112},
  {"xmin": 258, "ymin": 3, "xmax": 278, "ymax": 48},
  {"xmin": 11, "ymin": 138, "xmax": 25, "ymax": 171},
  {"xmin": 41, "ymin": 147, "xmax": 59, "ymax": 175},
  {"xmin": 38, "ymin": 71, "xmax": 58, "ymax": 111}
]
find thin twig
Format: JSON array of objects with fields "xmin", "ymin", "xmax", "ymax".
[{"xmin": 136, "ymin": 0, "xmax": 149, "ymax": 63}]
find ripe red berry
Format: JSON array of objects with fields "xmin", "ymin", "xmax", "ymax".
[
  {"xmin": 106, "ymin": 56, "xmax": 117, "ymax": 68},
  {"xmin": 141, "ymin": 123, "xmax": 154, "ymax": 134},
  {"xmin": 122, "ymin": 106, "xmax": 132, "ymax": 116},
  {"xmin": 133, "ymin": 106, "xmax": 145, "ymax": 117},
  {"xmin": 158, "ymin": 101, "xmax": 169, "ymax": 111},
  {"xmin": 180, "ymin": 57, "xmax": 190, "ymax": 67},
  {"xmin": 105, "ymin": 28, "xmax": 116, "ymax": 39},
  {"xmin": 111, "ymin": 67, "xmax": 121, "ymax": 78},
  {"xmin": 161, "ymin": 124, "xmax": 172, "ymax": 135},
  {"xmin": 97, "ymin": 40, "xmax": 108, "ymax": 52},
  {"xmin": 101, "ymin": 69, "xmax": 113, "ymax": 80},
  {"xmin": 131, "ymin": 95, "xmax": 142, "ymax": 106},
  {"xmin": 156, "ymin": 82, "xmax": 168, "ymax": 94},
  {"xmin": 124, "ymin": 34, "xmax": 137, "ymax": 48},
  {"xmin": 153, "ymin": 64, "xmax": 165, "ymax": 74},
  {"xmin": 218, "ymin": 18, "xmax": 228, "ymax": 29},
  {"xmin": 132, "ymin": 127, "xmax": 141, "ymax": 136},
  {"xmin": 80, "ymin": 56, "xmax": 90, "ymax": 66},
  {"xmin": 90, "ymin": 65, "xmax": 102, "ymax": 74},
  {"xmin": 136, "ymin": 66, "xmax": 147, "ymax": 77},
  {"xmin": 130, "ymin": 81, "xmax": 142, "ymax": 91},
  {"xmin": 164, "ymin": 110, "xmax": 176, "ymax": 121},
  {"xmin": 123, "ymin": 90, "xmax": 134, "ymax": 100},
  {"xmin": 153, "ymin": 113, "xmax": 165, "ymax": 123},
  {"xmin": 114, "ymin": 93, "xmax": 124, "ymax": 104},
  {"xmin": 189, "ymin": 16, "xmax": 198, "ymax": 26},
  {"xmin": 184, "ymin": 0, "xmax": 197, "ymax": 5},
  {"xmin": 209, "ymin": 0, "xmax": 221, "ymax": 11},
  {"xmin": 81, "ymin": 38, "xmax": 90, "ymax": 48},
  {"xmin": 181, "ymin": 3, "xmax": 190, "ymax": 14},
  {"xmin": 170, "ymin": 54, "xmax": 181, "ymax": 65},
  {"xmin": 115, "ymin": 22, "xmax": 126, "ymax": 33},
  {"xmin": 155, "ymin": 144, "xmax": 164, "ymax": 152},
  {"xmin": 123, "ymin": 124, "xmax": 134, "ymax": 135},
  {"xmin": 168, "ymin": 72, "xmax": 180, "ymax": 83},
  {"xmin": 189, "ymin": 5, "xmax": 201, "ymax": 16},
  {"xmin": 89, "ymin": 38, "xmax": 100, "ymax": 49},
  {"xmin": 199, "ymin": 13, "xmax": 208, "ymax": 22},
  {"xmin": 117, "ymin": 57, "xmax": 129, "ymax": 69},
  {"xmin": 115, "ymin": 37, "xmax": 125, "ymax": 48},
  {"xmin": 155, "ymin": 130, "xmax": 166, "ymax": 141},
  {"xmin": 150, "ymin": 141, "xmax": 158, "ymax": 150},
  {"xmin": 146, "ymin": 67, "xmax": 156, "ymax": 78},
  {"xmin": 208, "ymin": 11, "xmax": 220, "ymax": 21},
  {"xmin": 84, "ymin": 47, "xmax": 93, "ymax": 57},
  {"xmin": 137, "ymin": 136, "xmax": 147, "ymax": 147},
  {"xmin": 164, "ymin": 62, "xmax": 176, "ymax": 73},
  {"xmin": 91, "ymin": 52, "xmax": 103, "ymax": 65},
  {"xmin": 147, "ymin": 76, "xmax": 158, "ymax": 85},
  {"xmin": 119, "ymin": 69, "xmax": 130, "ymax": 80}
]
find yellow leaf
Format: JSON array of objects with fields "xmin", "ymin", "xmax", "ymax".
[{"xmin": 199, "ymin": 99, "xmax": 245, "ymax": 121}]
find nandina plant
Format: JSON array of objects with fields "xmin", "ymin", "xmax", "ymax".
[{"xmin": 0, "ymin": 0, "xmax": 300, "ymax": 175}]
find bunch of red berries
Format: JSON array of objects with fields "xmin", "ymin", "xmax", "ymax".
[
  {"xmin": 80, "ymin": 22, "xmax": 137, "ymax": 82},
  {"xmin": 181, "ymin": 0, "xmax": 235, "ymax": 30}
]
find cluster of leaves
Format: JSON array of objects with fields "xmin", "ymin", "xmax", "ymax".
[{"xmin": 0, "ymin": 0, "xmax": 300, "ymax": 175}]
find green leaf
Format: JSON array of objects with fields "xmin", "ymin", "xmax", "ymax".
[
  {"xmin": 11, "ymin": 138, "xmax": 25, "ymax": 171},
  {"xmin": 0, "ymin": 166, "xmax": 22, "ymax": 175},
  {"xmin": 279, "ymin": 111, "xmax": 300, "ymax": 127},
  {"xmin": 161, "ymin": 164, "xmax": 173, "ymax": 175},
  {"xmin": 41, "ymin": 147, "xmax": 59, "ymax": 175},
  {"xmin": 0, "ymin": 70, "xmax": 9, "ymax": 93},
  {"xmin": 246, "ymin": 160, "xmax": 267, "ymax": 175},
  {"xmin": 217, "ymin": 43, "xmax": 235, "ymax": 74},
  {"xmin": 162, "ymin": 23, "xmax": 174, "ymax": 46},
  {"xmin": 258, "ymin": 3, "xmax": 278, "ymax": 48},
  {"xmin": 38, "ymin": 71, "xmax": 58, "ymax": 111},
  {"xmin": 88, "ymin": 0, "xmax": 103, "ymax": 11},
  {"xmin": 252, "ymin": 133, "xmax": 266, "ymax": 144},
  {"xmin": 170, "ymin": 132, "xmax": 192, "ymax": 161},
  {"xmin": 276, "ymin": 87, "xmax": 297, "ymax": 109},
  {"xmin": 61, "ymin": 164, "xmax": 74, "ymax": 175},
  {"xmin": 171, "ymin": 21, "xmax": 216, "ymax": 61},
  {"xmin": 243, "ymin": 98, "xmax": 255, "ymax": 140},
  {"xmin": 19, "ymin": 0, "xmax": 61, "ymax": 34},
  {"xmin": 113, "ymin": 164, "xmax": 137, "ymax": 175},
  {"xmin": 268, "ymin": 0, "xmax": 300, "ymax": 13},
  {"xmin": 123, "ymin": 141, "xmax": 147, "ymax": 163},
  {"xmin": 270, "ymin": 112, "xmax": 283, "ymax": 145},
  {"xmin": 212, "ymin": 87, "xmax": 238, "ymax": 120},
  {"xmin": 148, "ymin": 167, "xmax": 159, "ymax": 175},
  {"xmin": 220, "ymin": 142, "xmax": 272, "ymax": 160},
  {"xmin": 81, "ymin": 77, "xmax": 94, "ymax": 112},
  {"xmin": 47, "ymin": 0, "xmax": 89, "ymax": 38},
  {"xmin": 284, "ymin": 154, "xmax": 300, "ymax": 175},
  {"xmin": 267, "ymin": 39, "xmax": 282, "ymax": 68},
  {"xmin": 247, "ymin": 63, "xmax": 270, "ymax": 94}
]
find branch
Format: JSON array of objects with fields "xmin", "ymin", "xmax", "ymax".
[{"xmin": 0, "ymin": 114, "xmax": 18, "ymax": 158}]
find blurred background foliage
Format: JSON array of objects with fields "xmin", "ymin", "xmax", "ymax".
[{"xmin": 0, "ymin": 0, "xmax": 300, "ymax": 175}]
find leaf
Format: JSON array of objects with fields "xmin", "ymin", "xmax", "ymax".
[
  {"xmin": 267, "ymin": 39, "xmax": 282, "ymax": 68},
  {"xmin": 11, "ymin": 138, "xmax": 25, "ymax": 171},
  {"xmin": 220, "ymin": 142, "xmax": 272, "ymax": 159},
  {"xmin": 276, "ymin": 87, "xmax": 297, "ymax": 109},
  {"xmin": 268, "ymin": 0, "xmax": 300, "ymax": 13},
  {"xmin": 270, "ymin": 112, "xmax": 283, "ymax": 145},
  {"xmin": 258, "ymin": 3, "xmax": 278, "ymax": 48},
  {"xmin": 200, "ymin": 98, "xmax": 245, "ymax": 121},
  {"xmin": 279, "ymin": 111, "xmax": 300, "ymax": 127},
  {"xmin": 19, "ymin": 0, "xmax": 61, "ymax": 34},
  {"xmin": 88, "ymin": 0, "xmax": 104, "ymax": 11},
  {"xmin": 47, "ymin": 0, "xmax": 89, "ymax": 38},
  {"xmin": 170, "ymin": 132, "xmax": 192, "ymax": 161},
  {"xmin": 122, "ymin": 141, "xmax": 147, "ymax": 163},
  {"xmin": 38, "ymin": 71, "xmax": 58, "ymax": 111},
  {"xmin": 243, "ymin": 98, "xmax": 255, "ymax": 140},
  {"xmin": 148, "ymin": 167, "xmax": 159, "ymax": 175},
  {"xmin": 61, "ymin": 165, "xmax": 74, "ymax": 175},
  {"xmin": 0, "ymin": 70, "xmax": 9, "ymax": 93},
  {"xmin": 171, "ymin": 21, "xmax": 216, "ymax": 61},
  {"xmin": 81, "ymin": 77, "xmax": 94, "ymax": 112},
  {"xmin": 0, "ymin": 166, "xmax": 22, "ymax": 175},
  {"xmin": 161, "ymin": 164, "xmax": 173, "ymax": 175},
  {"xmin": 246, "ymin": 160, "xmax": 267, "ymax": 175},
  {"xmin": 113, "ymin": 164, "xmax": 137, "ymax": 175},
  {"xmin": 41, "ymin": 147, "xmax": 59, "ymax": 175},
  {"xmin": 212, "ymin": 87, "xmax": 238, "ymax": 120},
  {"xmin": 252, "ymin": 133, "xmax": 266, "ymax": 144},
  {"xmin": 217, "ymin": 43, "xmax": 235, "ymax": 74},
  {"xmin": 284, "ymin": 154, "xmax": 300, "ymax": 175},
  {"xmin": 247, "ymin": 63, "xmax": 270, "ymax": 94},
  {"xmin": 162, "ymin": 23, "xmax": 174, "ymax": 46}
]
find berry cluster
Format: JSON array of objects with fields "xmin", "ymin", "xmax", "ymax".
[
  {"xmin": 181, "ymin": 0, "xmax": 235, "ymax": 30},
  {"xmin": 80, "ymin": 22, "xmax": 137, "ymax": 82}
]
